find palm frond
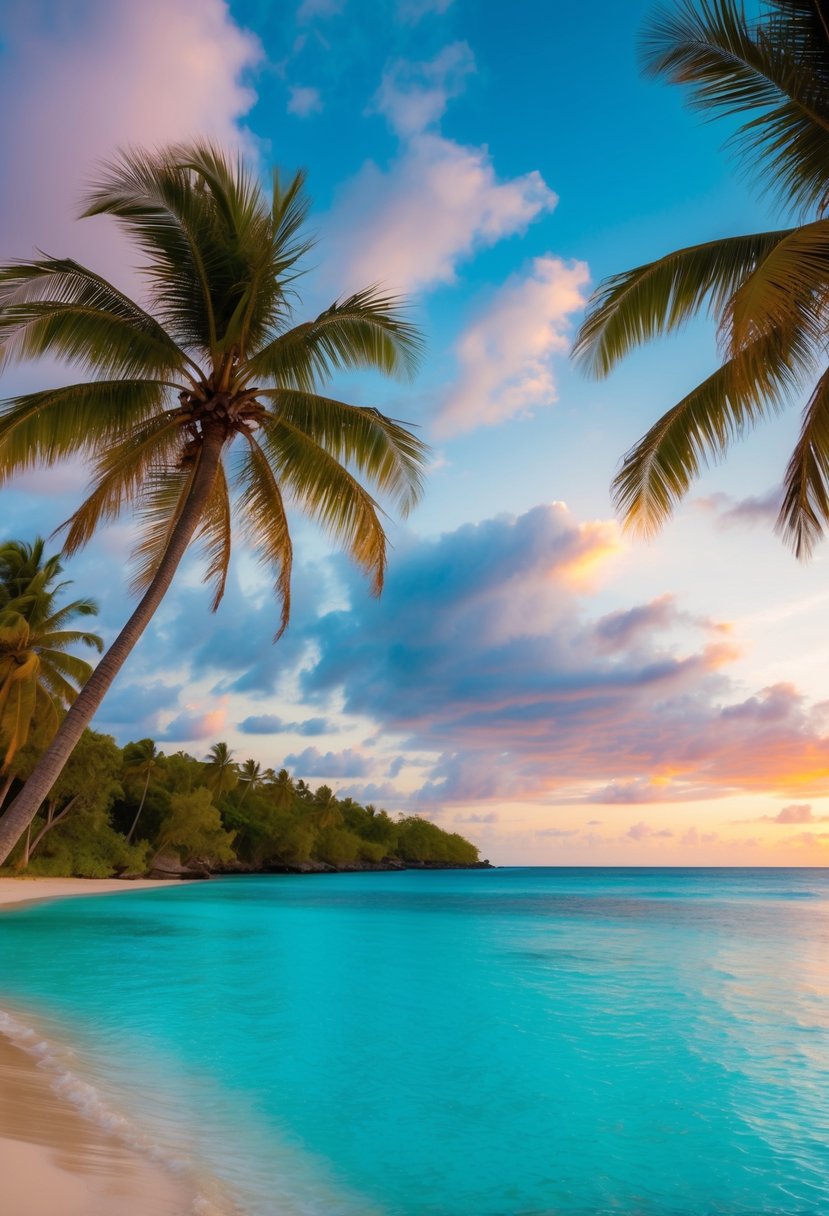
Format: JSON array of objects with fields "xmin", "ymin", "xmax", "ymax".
[
  {"xmin": 60, "ymin": 410, "xmax": 183, "ymax": 554},
  {"xmin": 0, "ymin": 258, "xmax": 196, "ymax": 378},
  {"xmin": 246, "ymin": 289, "xmax": 423, "ymax": 387},
  {"xmin": 0, "ymin": 381, "xmax": 169, "ymax": 484},
  {"xmin": 722, "ymin": 219, "xmax": 829, "ymax": 355},
  {"xmin": 129, "ymin": 442, "xmax": 217, "ymax": 596},
  {"xmin": 261, "ymin": 418, "xmax": 387, "ymax": 595},
  {"xmin": 259, "ymin": 388, "xmax": 427, "ymax": 515},
  {"xmin": 196, "ymin": 458, "xmax": 232, "ymax": 611},
  {"xmin": 236, "ymin": 433, "xmax": 293, "ymax": 639},
  {"xmin": 573, "ymin": 229, "xmax": 794, "ymax": 377},
  {"xmin": 611, "ymin": 327, "xmax": 810, "ymax": 534},
  {"xmin": 642, "ymin": 0, "xmax": 829, "ymax": 213},
  {"xmin": 778, "ymin": 367, "xmax": 829, "ymax": 556}
]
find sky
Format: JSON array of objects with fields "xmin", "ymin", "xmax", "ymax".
[{"xmin": 2, "ymin": 0, "xmax": 829, "ymax": 865}]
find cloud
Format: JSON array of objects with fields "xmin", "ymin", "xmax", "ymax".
[
  {"xmin": 436, "ymin": 256, "xmax": 589, "ymax": 437},
  {"xmin": 288, "ymin": 85, "xmax": 323, "ymax": 116},
  {"xmin": 593, "ymin": 596, "xmax": 679, "ymax": 653},
  {"xmin": 0, "ymin": 0, "xmax": 261, "ymax": 269},
  {"xmin": 397, "ymin": 0, "xmax": 454, "ymax": 21},
  {"xmin": 293, "ymin": 502, "xmax": 829, "ymax": 806},
  {"xmin": 372, "ymin": 42, "xmax": 475, "ymax": 137},
  {"xmin": 627, "ymin": 822, "xmax": 674, "ymax": 841},
  {"xmin": 696, "ymin": 490, "xmax": 781, "ymax": 530},
  {"xmin": 158, "ymin": 703, "xmax": 228, "ymax": 743},
  {"xmin": 283, "ymin": 747, "xmax": 372, "ymax": 777},
  {"xmin": 775, "ymin": 803, "xmax": 815, "ymax": 824},
  {"xmin": 324, "ymin": 133, "xmax": 556, "ymax": 295},
  {"xmin": 297, "ymin": 0, "xmax": 345, "ymax": 20},
  {"xmin": 681, "ymin": 827, "xmax": 720, "ymax": 846},
  {"xmin": 238, "ymin": 714, "xmax": 333, "ymax": 736},
  {"xmin": 536, "ymin": 827, "xmax": 579, "ymax": 838},
  {"xmin": 455, "ymin": 812, "xmax": 499, "ymax": 824},
  {"xmin": 320, "ymin": 42, "xmax": 555, "ymax": 296}
]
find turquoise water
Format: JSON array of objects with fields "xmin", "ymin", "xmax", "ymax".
[{"xmin": 1, "ymin": 868, "xmax": 828, "ymax": 1215}]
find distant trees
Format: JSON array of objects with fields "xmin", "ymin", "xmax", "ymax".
[{"xmin": 1, "ymin": 731, "xmax": 482, "ymax": 878}]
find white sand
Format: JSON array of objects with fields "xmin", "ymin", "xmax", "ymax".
[
  {"xmin": 0, "ymin": 876, "xmax": 206, "ymax": 1215},
  {"xmin": 0, "ymin": 875, "xmax": 181, "ymax": 910}
]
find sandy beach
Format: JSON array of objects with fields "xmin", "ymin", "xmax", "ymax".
[{"xmin": 0, "ymin": 877, "xmax": 201, "ymax": 1216}]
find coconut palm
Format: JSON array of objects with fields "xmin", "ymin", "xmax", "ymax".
[
  {"xmin": 203, "ymin": 742, "xmax": 239, "ymax": 797},
  {"xmin": 122, "ymin": 738, "xmax": 163, "ymax": 842},
  {"xmin": 0, "ymin": 539, "xmax": 102, "ymax": 803},
  {"xmin": 269, "ymin": 767, "xmax": 295, "ymax": 811},
  {"xmin": 573, "ymin": 0, "xmax": 829, "ymax": 554},
  {"xmin": 309, "ymin": 784, "xmax": 342, "ymax": 831},
  {"xmin": 237, "ymin": 758, "xmax": 263, "ymax": 806},
  {"xmin": 0, "ymin": 142, "xmax": 427, "ymax": 864}
]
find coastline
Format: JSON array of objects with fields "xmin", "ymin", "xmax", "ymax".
[{"xmin": 0, "ymin": 876, "xmax": 211, "ymax": 1216}]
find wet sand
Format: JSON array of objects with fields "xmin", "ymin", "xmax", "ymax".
[{"xmin": 0, "ymin": 877, "xmax": 200, "ymax": 1215}]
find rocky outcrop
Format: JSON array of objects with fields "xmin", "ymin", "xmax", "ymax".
[{"xmin": 147, "ymin": 852, "xmax": 211, "ymax": 880}]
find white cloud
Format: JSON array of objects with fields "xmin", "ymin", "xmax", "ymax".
[
  {"xmin": 0, "ymin": 0, "xmax": 261, "ymax": 271},
  {"xmin": 297, "ymin": 0, "xmax": 345, "ymax": 20},
  {"xmin": 324, "ymin": 134, "xmax": 556, "ymax": 294},
  {"xmin": 372, "ymin": 41, "xmax": 475, "ymax": 137},
  {"xmin": 322, "ymin": 43, "xmax": 556, "ymax": 297},
  {"xmin": 436, "ymin": 256, "xmax": 590, "ymax": 437},
  {"xmin": 288, "ymin": 85, "xmax": 323, "ymax": 117},
  {"xmin": 397, "ymin": 0, "xmax": 455, "ymax": 22}
]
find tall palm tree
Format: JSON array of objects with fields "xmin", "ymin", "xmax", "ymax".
[
  {"xmin": 573, "ymin": 0, "xmax": 829, "ymax": 553},
  {"xmin": 269, "ymin": 767, "xmax": 295, "ymax": 811},
  {"xmin": 0, "ymin": 539, "xmax": 102, "ymax": 803},
  {"xmin": 237, "ymin": 758, "xmax": 263, "ymax": 806},
  {"xmin": 309, "ymin": 784, "xmax": 342, "ymax": 831},
  {"xmin": 122, "ymin": 738, "xmax": 162, "ymax": 842},
  {"xmin": 203, "ymin": 741, "xmax": 239, "ymax": 797},
  {"xmin": 0, "ymin": 143, "xmax": 427, "ymax": 864}
]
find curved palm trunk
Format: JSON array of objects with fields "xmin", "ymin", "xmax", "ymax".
[
  {"xmin": 126, "ymin": 767, "xmax": 152, "ymax": 843},
  {"xmin": 0, "ymin": 428, "xmax": 225, "ymax": 866}
]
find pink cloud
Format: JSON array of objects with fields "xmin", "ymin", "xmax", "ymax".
[
  {"xmin": 0, "ymin": 0, "xmax": 261, "ymax": 271},
  {"xmin": 372, "ymin": 42, "xmax": 475, "ymax": 137},
  {"xmin": 436, "ymin": 256, "xmax": 590, "ymax": 437},
  {"xmin": 323, "ymin": 133, "xmax": 556, "ymax": 294}
]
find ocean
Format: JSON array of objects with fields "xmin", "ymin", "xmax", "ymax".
[{"xmin": 0, "ymin": 867, "xmax": 827, "ymax": 1215}]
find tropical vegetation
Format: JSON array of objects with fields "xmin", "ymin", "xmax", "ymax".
[
  {"xmin": 573, "ymin": 0, "xmax": 829, "ymax": 555},
  {"xmin": 0, "ymin": 142, "xmax": 428, "ymax": 864},
  {"xmin": 0, "ymin": 732, "xmax": 482, "ymax": 877},
  {"xmin": 0, "ymin": 539, "xmax": 101, "ymax": 806}
]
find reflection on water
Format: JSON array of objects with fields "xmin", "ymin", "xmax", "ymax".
[{"xmin": 0, "ymin": 868, "xmax": 827, "ymax": 1216}]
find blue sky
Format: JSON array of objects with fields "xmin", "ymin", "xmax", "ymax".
[{"xmin": 2, "ymin": 0, "xmax": 829, "ymax": 864}]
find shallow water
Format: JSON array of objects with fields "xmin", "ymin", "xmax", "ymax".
[{"xmin": 1, "ymin": 868, "xmax": 828, "ymax": 1215}]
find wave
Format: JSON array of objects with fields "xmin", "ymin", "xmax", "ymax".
[{"xmin": 0, "ymin": 1006, "xmax": 241, "ymax": 1216}]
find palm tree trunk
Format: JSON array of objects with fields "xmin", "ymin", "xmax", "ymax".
[
  {"xmin": 0, "ymin": 428, "xmax": 226, "ymax": 866},
  {"xmin": 0, "ymin": 771, "xmax": 14, "ymax": 811},
  {"xmin": 126, "ymin": 767, "xmax": 152, "ymax": 843}
]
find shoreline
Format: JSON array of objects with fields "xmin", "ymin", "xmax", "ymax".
[{"xmin": 0, "ymin": 876, "xmax": 213, "ymax": 1216}]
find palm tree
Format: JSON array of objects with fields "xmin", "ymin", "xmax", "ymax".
[
  {"xmin": 269, "ymin": 767, "xmax": 295, "ymax": 811},
  {"xmin": 573, "ymin": 0, "xmax": 829, "ymax": 554},
  {"xmin": 203, "ymin": 741, "xmax": 239, "ymax": 797},
  {"xmin": 0, "ymin": 142, "xmax": 427, "ymax": 864},
  {"xmin": 309, "ymin": 784, "xmax": 342, "ymax": 831},
  {"xmin": 0, "ymin": 539, "xmax": 102, "ymax": 804},
  {"xmin": 122, "ymin": 738, "xmax": 162, "ymax": 842},
  {"xmin": 237, "ymin": 758, "xmax": 263, "ymax": 806}
]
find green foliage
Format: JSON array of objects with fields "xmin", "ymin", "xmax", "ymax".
[
  {"xmin": 3, "ymin": 725, "xmax": 481, "ymax": 875},
  {"xmin": 395, "ymin": 817, "xmax": 480, "ymax": 864},
  {"xmin": 573, "ymin": 0, "xmax": 829, "ymax": 555},
  {"xmin": 0, "ymin": 539, "xmax": 102, "ymax": 770},
  {"xmin": 157, "ymin": 786, "xmax": 236, "ymax": 864}
]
